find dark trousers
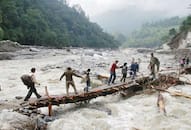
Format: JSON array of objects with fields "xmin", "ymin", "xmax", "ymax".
[
  {"xmin": 24, "ymin": 84, "xmax": 41, "ymax": 101},
  {"xmin": 120, "ymin": 73, "xmax": 127, "ymax": 82},
  {"xmin": 130, "ymin": 71, "xmax": 136, "ymax": 80},
  {"xmin": 108, "ymin": 72, "xmax": 116, "ymax": 84},
  {"xmin": 84, "ymin": 80, "xmax": 91, "ymax": 92}
]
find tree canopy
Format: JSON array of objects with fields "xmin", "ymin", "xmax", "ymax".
[{"xmin": 0, "ymin": 0, "xmax": 119, "ymax": 48}]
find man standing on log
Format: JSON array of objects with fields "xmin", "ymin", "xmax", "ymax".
[
  {"xmin": 60, "ymin": 67, "xmax": 83, "ymax": 96},
  {"xmin": 84, "ymin": 69, "xmax": 91, "ymax": 92},
  {"xmin": 108, "ymin": 60, "xmax": 119, "ymax": 85},
  {"xmin": 149, "ymin": 53, "xmax": 160, "ymax": 79},
  {"xmin": 23, "ymin": 68, "xmax": 41, "ymax": 101}
]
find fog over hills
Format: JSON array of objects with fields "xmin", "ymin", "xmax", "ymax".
[
  {"xmin": 91, "ymin": 6, "xmax": 168, "ymax": 34},
  {"xmin": 68, "ymin": 0, "xmax": 191, "ymax": 34}
]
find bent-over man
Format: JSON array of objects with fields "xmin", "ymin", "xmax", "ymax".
[
  {"xmin": 24, "ymin": 68, "xmax": 41, "ymax": 101},
  {"xmin": 60, "ymin": 67, "xmax": 83, "ymax": 96}
]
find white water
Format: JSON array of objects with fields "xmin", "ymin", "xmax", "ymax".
[{"xmin": 0, "ymin": 48, "xmax": 191, "ymax": 130}]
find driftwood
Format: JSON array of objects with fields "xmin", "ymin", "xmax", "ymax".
[
  {"xmin": 180, "ymin": 66, "xmax": 191, "ymax": 74},
  {"xmin": 153, "ymin": 87, "xmax": 191, "ymax": 99}
]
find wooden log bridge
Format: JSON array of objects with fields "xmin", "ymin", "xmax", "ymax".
[{"xmin": 16, "ymin": 73, "xmax": 190, "ymax": 117}]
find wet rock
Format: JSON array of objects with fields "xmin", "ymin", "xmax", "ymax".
[
  {"xmin": 0, "ymin": 40, "xmax": 22, "ymax": 52},
  {"xmin": 0, "ymin": 111, "xmax": 35, "ymax": 130},
  {"xmin": 0, "ymin": 53, "xmax": 14, "ymax": 60},
  {"xmin": 15, "ymin": 96, "xmax": 23, "ymax": 100},
  {"xmin": 29, "ymin": 47, "xmax": 40, "ymax": 52}
]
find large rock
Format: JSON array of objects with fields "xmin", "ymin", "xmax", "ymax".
[
  {"xmin": 0, "ymin": 40, "xmax": 22, "ymax": 52},
  {"xmin": 0, "ymin": 110, "xmax": 35, "ymax": 130}
]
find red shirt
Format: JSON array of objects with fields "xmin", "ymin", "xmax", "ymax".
[{"xmin": 110, "ymin": 63, "xmax": 117, "ymax": 72}]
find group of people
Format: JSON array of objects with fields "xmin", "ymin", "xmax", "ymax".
[
  {"xmin": 22, "ymin": 67, "xmax": 91, "ymax": 101},
  {"xmin": 22, "ymin": 53, "xmax": 160, "ymax": 101},
  {"xmin": 108, "ymin": 53, "xmax": 160, "ymax": 85},
  {"xmin": 108, "ymin": 59, "xmax": 140, "ymax": 85}
]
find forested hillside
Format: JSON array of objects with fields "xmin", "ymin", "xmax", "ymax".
[
  {"xmin": 0, "ymin": 0, "xmax": 119, "ymax": 48},
  {"xmin": 124, "ymin": 17, "xmax": 185, "ymax": 48},
  {"xmin": 167, "ymin": 15, "xmax": 191, "ymax": 49},
  {"xmin": 179, "ymin": 15, "xmax": 191, "ymax": 32}
]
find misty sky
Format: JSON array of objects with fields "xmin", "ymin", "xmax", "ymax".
[
  {"xmin": 67, "ymin": 0, "xmax": 191, "ymax": 34},
  {"xmin": 68, "ymin": 0, "xmax": 190, "ymax": 18}
]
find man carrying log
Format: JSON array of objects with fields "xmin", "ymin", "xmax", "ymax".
[
  {"xmin": 149, "ymin": 53, "xmax": 160, "ymax": 79},
  {"xmin": 60, "ymin": 67, "xmax": 83, "ymax": 96}
]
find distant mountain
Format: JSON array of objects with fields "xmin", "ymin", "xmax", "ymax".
[
  {"xmin": 123, "ymin": 16, "xmax": 185, "ymax": 48},
  {"xmin": 0, "ymin": 0, "xmax": 119, "ymax": 48},
  {"xmin": 92, "ymin": 5, "xmax": 168, "ymax": 34}
]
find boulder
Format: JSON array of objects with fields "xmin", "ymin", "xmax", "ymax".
[
  {"xmin": 0, "ymin": 40, "xmax": 22, "ymax": 52},
  {"xmin": 0, "ymin": 111, "xmax": 35, "ymax": 130}
]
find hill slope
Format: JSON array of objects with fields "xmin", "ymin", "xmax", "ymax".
[
  {"xmin": 123, "ymin": 17, "xmax": 185, "ymax": 48},
  {"xmin": 0, "ymin": 0, "xmax": 119, "ymax": 48}
]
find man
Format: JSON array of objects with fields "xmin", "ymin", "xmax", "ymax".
[
  {"xmin": 84, "ymin": 69, "xmax": 91, "ymax": 92},
  {"xmin": 60, "ymin": 67, "xmax": 83, "ymax": 96},
  {"xmin": 149, "ymin": 53, "xmax": 160, "ymax": 79},
  {"xmin": 24, "ymin": 68, "xmax": 41, "ymax": 101},
  {"xmin": 108, "ymin": 60, "xmax": 119, "ymax": 85},
  {"xmin": 120, "ymin": 62, "xmax": 128, "ymax": 82},
  {"xmin": 130, "ymin": 61, "xmax": 139, "ymax": 80},
  {"xmin": 157, "ymin": 91, "xmax": 167, "ymax": 116}
]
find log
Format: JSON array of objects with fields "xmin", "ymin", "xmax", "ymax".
[{"xmin": 180, "ymin": 66, "xmax": 191, "ymax": 74}]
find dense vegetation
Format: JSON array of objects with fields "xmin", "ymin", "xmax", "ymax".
[
  {"xmin": 0, "ymin": 0, "xmax": 119, "ymax": 48},
  {"xmin": 124, "ymin": 17, "xmax": 185, "ymax": 48},
  {"xmin": 179, "ymin": 15, "xmax": 191, "ymax": 32}
]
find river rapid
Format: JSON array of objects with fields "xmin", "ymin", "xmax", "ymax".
[{"xmin": 0, "ymin": 48, "xmax": 190, "ymax": 130}]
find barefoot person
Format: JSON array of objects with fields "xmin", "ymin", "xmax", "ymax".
[
  {"xmin": 60, "ymin": 67, "xmax": 83, "ymax": 96},
  {"xmin": 149, "ymin": 53, "xmax": 160, "ymax": 79},
  {"xmin": 23, "ymin": 68, "xmax": 41, "ymax": 101},
  {"xmin": 157, "ymin": 91, "xmax": 167, "ymax": 116}
]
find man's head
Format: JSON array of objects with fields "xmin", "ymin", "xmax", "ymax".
[
  {"xmin": 124, "ymin": 62, "xmax": 127, "ymax": 66},
  {"xmin": 67, "ymin": 67, "xmax": 72, "ymax": 71},
  {"xmin": 151, "ymin": 53, "xmax": 154, "ymax": 57},
  {"xmin": 31, "ymin": 68, "xmax": 36, "ymax": 73},
  {"xmin": 87, "ymin": 69, "xmax": 91, "ymax": 72},
  {"xmin": 115, "ymin": 60, "xmax": 119, "ymax": 64}
]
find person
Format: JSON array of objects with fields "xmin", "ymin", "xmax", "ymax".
[
  {"xmin": 120, "ymin": 63, "xmax": 128, "ymax": 82},
  {"xmin": 108, "ymin": 60, "xmax": 119, "ymax": 85},
  {"xmin": 84, "ymin": 69, "xmax": 91, "ymax": 92},
  {"xmin": 157, "ymin": 91, "xmax": 167, "ymax": 116},
  {"xmin": 129, "ymin": 61, "xmax": 138, "ymax": 80},
  {"xmin": 186, "ymin": 56, "xmax": 189, "ymax": 66},
  {"xmin": 135, "ymin": 62, "xmax": 139, "ymax": 72},
  {"xmin": 24, "ymin": 68, "xmax": 41, "ymax": 101},
  {"xmin": 180, "ymin": 58, "xmax": 184, "ymax": 68},
  {"xmin": 60, "ymin": 67, "xmax": 83, "ymax": 96},
  {"xmin": 149, "ymin": 53, "xmax": 160, "ymax": 79}
]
